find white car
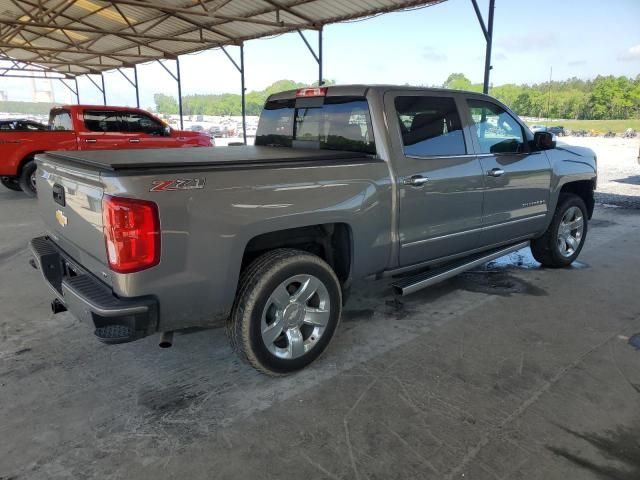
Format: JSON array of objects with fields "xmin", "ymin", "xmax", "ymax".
[{"xmin": 529, "ymin": 125, "xmax": 556, "ymax": 142}]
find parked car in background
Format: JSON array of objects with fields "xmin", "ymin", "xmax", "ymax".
[
  {"xmin": 0, "ymin": 105, "xmax": 213, "ymax": 196},
  {"xmin": 547, "ymin": 126, "xmax": 565, "ymax": 137},
  {"xmin": 529, "ymin": 124, "xmax": 547, "ymax": 133},
  {"xmin": 30, "ymin": 85, "xmax": 597, "ymax": 375},
  {"xmin": 529, "ymin": 125, "xmax": 557, "ymax": 142},
  {"xmin": 189, "ymin": 124, "xmax": 204, "ymax": 132},
  {"xmin": 208, "ymin": 125, "xmax": 222, "ymax": 137},
  {"xmin": 0, "ymin": 119, "xmax": 47, "ymax": 131}
]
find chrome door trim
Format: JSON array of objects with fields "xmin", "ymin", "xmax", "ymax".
[
  {"xmin": 483, "ymin": 213, "xmax": 546, "ymax": 230},
  {"xmin": 405, "ymin": 154, "xmax": 478, "ymax": 160},
  {"xmin": 401, "ymin": 213, "xmax": 546, "ymax": 248},
  {"xmin": 382, "ymin": 234, "xmax": 535, "ymax": 278}
]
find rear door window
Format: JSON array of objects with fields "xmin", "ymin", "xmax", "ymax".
[
  {"xmin": 121, "ymin": 112, "xmax": 165, "ymax": 135},
  {"xmin": 394, "ymin": 96, "xmax": 466, "ymax": 157},
  {"xmin": 256, "ymin": 96, "xmax": 376, "ymax": 155},
  {"xmin": 83, "ymin": 110, "xmax": 123, "ymax": 132},
  {"xmin": 49, "ymin": 109, "xmax": 72, "ymax": 131},
  {"xmin": 467, "ymin": 99, "xmax": 525, "ymax": 154}
]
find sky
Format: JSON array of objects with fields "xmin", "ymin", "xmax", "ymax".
[{"xmin": 1, "ymin": 0, "xmax": 639, "ymax": 109}]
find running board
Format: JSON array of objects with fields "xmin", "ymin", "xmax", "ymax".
[{"xmin": 391, "ymin": 241, "xmax": 530, "ymax": 296}]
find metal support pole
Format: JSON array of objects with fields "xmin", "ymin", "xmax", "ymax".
[
  {"xmin": 176, "ymin": 57, "xmax": 183, "ymax": 130},
  {"xmin": 240, "ymin": 44, "xmax": 246, "ymax": 145},
  {"xmin": 74, "ymin": 77, "xmax": 80, "ymax": 103},
  {"xmin": 482, "ymin": 0, "xmax": 495, "ymax": 94},
  {"xmin": 133, "ymin": 65, "xmax": 140, "ymax": 108},
  {"xmin": 86, "ymin": 74, "xmax": 107, "ymax": 105},
  {"xmin": 101, "ymin": 73, "xmax": 106, "ymax": 105},
  {"xmin": 318, "ymin": 28, "xmax": 323, "ymax": 86},
  {"xmin": 298, "ymin": 29, "xmax": 323, "ymax": 86},
  {"xmin": 157, "ymin": 59, "xmax": 183, "ymax": 129}
]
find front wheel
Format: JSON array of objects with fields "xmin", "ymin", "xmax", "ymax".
[
  {"xmin": 530, "ymin": 194, "xmax": 588, "ymax": 268},
  {"xmin": 227, "ymin": 249, "xmax": 342, "ymax": 375}
]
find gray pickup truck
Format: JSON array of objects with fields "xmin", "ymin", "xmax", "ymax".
[{"xmin": 29, "ymin": 85, "xmax": 597, "ymax": 375}]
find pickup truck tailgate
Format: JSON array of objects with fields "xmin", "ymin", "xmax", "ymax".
[{"xmin": 35, "ymin": 153, "xmax": 109, "ymax": 280}]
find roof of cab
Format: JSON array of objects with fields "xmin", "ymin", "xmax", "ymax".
[
  {"xmin": 56, "ymin": 105, "xmax": 150, "ymax": 112},
  {"xmin": 267, "ymin": 84, "xmax": 495, "ymax": 102}
]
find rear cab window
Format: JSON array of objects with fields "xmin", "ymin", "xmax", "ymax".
[
  {"xmin": 49, "ymin": 109, "xmax": 72, "ymax": 131},
  {"xmin": 394, "ymin": 96, "xmax": 466, "ymax": 156},
  {"xmin": 256, "ymin": 95, "xmax": 376, "ymax": 155}
]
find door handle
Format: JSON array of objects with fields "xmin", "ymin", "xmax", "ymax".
[
  {"xmin": 403, "ymin": 175, "xmax": 429, "ymax": 187},
  {"xmin": 487, "ymin": 168, "xmax": 505, "ymax": 177},
  {"xmin": 84, "ymin": 139, "xmax": 97, "ymax": 143},
  {"xmin": 128, "ymin": 138, "xmax": 140, "ymax": 143}
]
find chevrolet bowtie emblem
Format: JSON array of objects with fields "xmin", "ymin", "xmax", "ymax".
[{"xmin": 55, "ymin": 209, "xmax": 68, "ymax": 227}]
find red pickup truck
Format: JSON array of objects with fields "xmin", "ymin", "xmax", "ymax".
[{"xmin": 0, "ymin": 105, "xmax": 213, "ymax": 196}]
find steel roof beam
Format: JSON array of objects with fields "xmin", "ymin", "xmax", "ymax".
[
  {"xmin": 107, "ymin": 0, "xmax": 314, "ymax": 29},
  {"xmin": 261, "ymin": 0, "xmax": 317, "ymax": 24},
  {"xmin": 0, "ymin": 18, "xmax": 212, "ymax": 44},
  {"xmin": 0, "ymin": 42, "xmax": 163, "ymax": 59}
]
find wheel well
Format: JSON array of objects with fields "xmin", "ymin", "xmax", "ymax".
[
  {"xmin": 242, "ymin": 223, "xmax": 352, "ymax": 285},
  {"xmin": 560, "ymin": 180, "xmax": 595, "ymax": 219},
  {"xmin": 18, "ymin": 152, "xmax": 42, "ymax": 175}
]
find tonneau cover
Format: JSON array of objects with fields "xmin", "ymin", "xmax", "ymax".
[{"xmin": 44, "ymin": 146, "xmax": 370, "ymax": 171}]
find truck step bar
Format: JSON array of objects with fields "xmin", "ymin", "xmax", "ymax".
[{"xmin": 391, "ymin": 241, "xmax": 530, "ymax": 296}]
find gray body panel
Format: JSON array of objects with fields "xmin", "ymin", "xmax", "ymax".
[{"xmin": 33, "ymin": 85, "xmax": 597, "ymax": 333}]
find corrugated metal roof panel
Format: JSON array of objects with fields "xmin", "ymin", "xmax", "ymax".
[{"xmin": 0, "ymin": 0, "xmax": 445, "ymax": 77}]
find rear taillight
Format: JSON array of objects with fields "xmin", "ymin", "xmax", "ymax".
[
  {"xmin": 102, "ymin": 195, "xmax": 160, "ymax": 273},
  {"xmin": 295, "ymin": 87, "xmax": 327, "ymax": 97}
]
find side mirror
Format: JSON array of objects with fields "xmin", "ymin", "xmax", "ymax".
[
  {"xmin": 534, "ymin": 131, "xmax": 555, "ymax": 150},
  {"xmin": 163, "ymin": 125, "xmax": 171, "ymax": 137}
]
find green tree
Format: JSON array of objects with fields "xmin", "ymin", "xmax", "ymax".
[{"xmin": 153, "ymin": 93, "xmax": 178, "ymax": 114}]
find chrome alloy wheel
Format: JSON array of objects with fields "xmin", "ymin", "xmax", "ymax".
[
  {"xmin": 30, "ymin": 170, "xmax": 37, "ymax": 192},
  {"xmin": 557, "ymin": 206, "xmax": 584, "ymax": 257},
  {"xmin": 261, "ymin": 274, "xmax": 331, "ymax": 360}
]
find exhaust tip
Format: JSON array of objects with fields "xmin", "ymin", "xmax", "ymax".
[{"xmin": 159, "ymin": 331, "xmax": 174, "ymax": 348}]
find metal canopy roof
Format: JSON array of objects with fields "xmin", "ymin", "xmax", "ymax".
[{"xmin": 0, "ymin": 0, "xmax": 445, "ymax": 78}]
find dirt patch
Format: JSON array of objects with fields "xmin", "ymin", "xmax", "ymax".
[
  {"xmin": 455, "ymin": 270, "xmax": 548, "ymax": 297},
  {"xmin": 547, "ymin": 425, "xmax": 640, "ymax": 480}
]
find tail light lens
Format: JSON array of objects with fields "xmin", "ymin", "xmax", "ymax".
[{"xmin": 102, "ymin": 195, "xmax": 160, "ymax": 273}]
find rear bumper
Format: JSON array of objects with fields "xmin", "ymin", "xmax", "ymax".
[{"xmin": 29, "ymin": 236, "xmax": 158, "ymax": 343}]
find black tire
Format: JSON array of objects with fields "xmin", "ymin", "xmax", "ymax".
[
  {"xmin": 1, "ymin": 176, "xmax": 22, "ymax": 192},
  {"xmin": 227, "ymin": 249, "xmax": 342, "ymax": 375},
  {"xmin": 18, "ymin": 159, "xmax": 37, "ymax": 197},
  {"xmin": 530, "ymin": 193, "xmax": 588, "ymax": 268}
]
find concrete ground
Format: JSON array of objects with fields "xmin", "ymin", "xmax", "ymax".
[{"xmin": 1, "ymin": 138, "xmax": 639, "ymax": 480}]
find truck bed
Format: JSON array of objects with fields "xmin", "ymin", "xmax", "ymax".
[{"xmin": 44, "ymin": 146, "xmax": 371, "ymax": 171}]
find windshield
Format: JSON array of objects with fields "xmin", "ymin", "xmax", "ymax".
[{"xmin": 255, "ymin": 96, "xmax": 376, "ymax": 155}]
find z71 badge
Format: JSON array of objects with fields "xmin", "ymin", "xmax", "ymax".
[{"xmin": 150, "ymin": 178, "xmax": 205, "ymax": 192}]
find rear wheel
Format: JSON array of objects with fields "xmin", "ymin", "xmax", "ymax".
[
  {"xmin": 530, "ymin": 193, "xmax": 588, "ymax": 268},
  {"xmin": 18, "ymin": 159, "xmax": 37, "ymax": 197},
  {"xmin": 1, "ymin": 176, "xmax": 22, "ymax": 192},
  {"xmin": 227, "ymin": 249, "xmax": 342, "ymax": 375}
]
